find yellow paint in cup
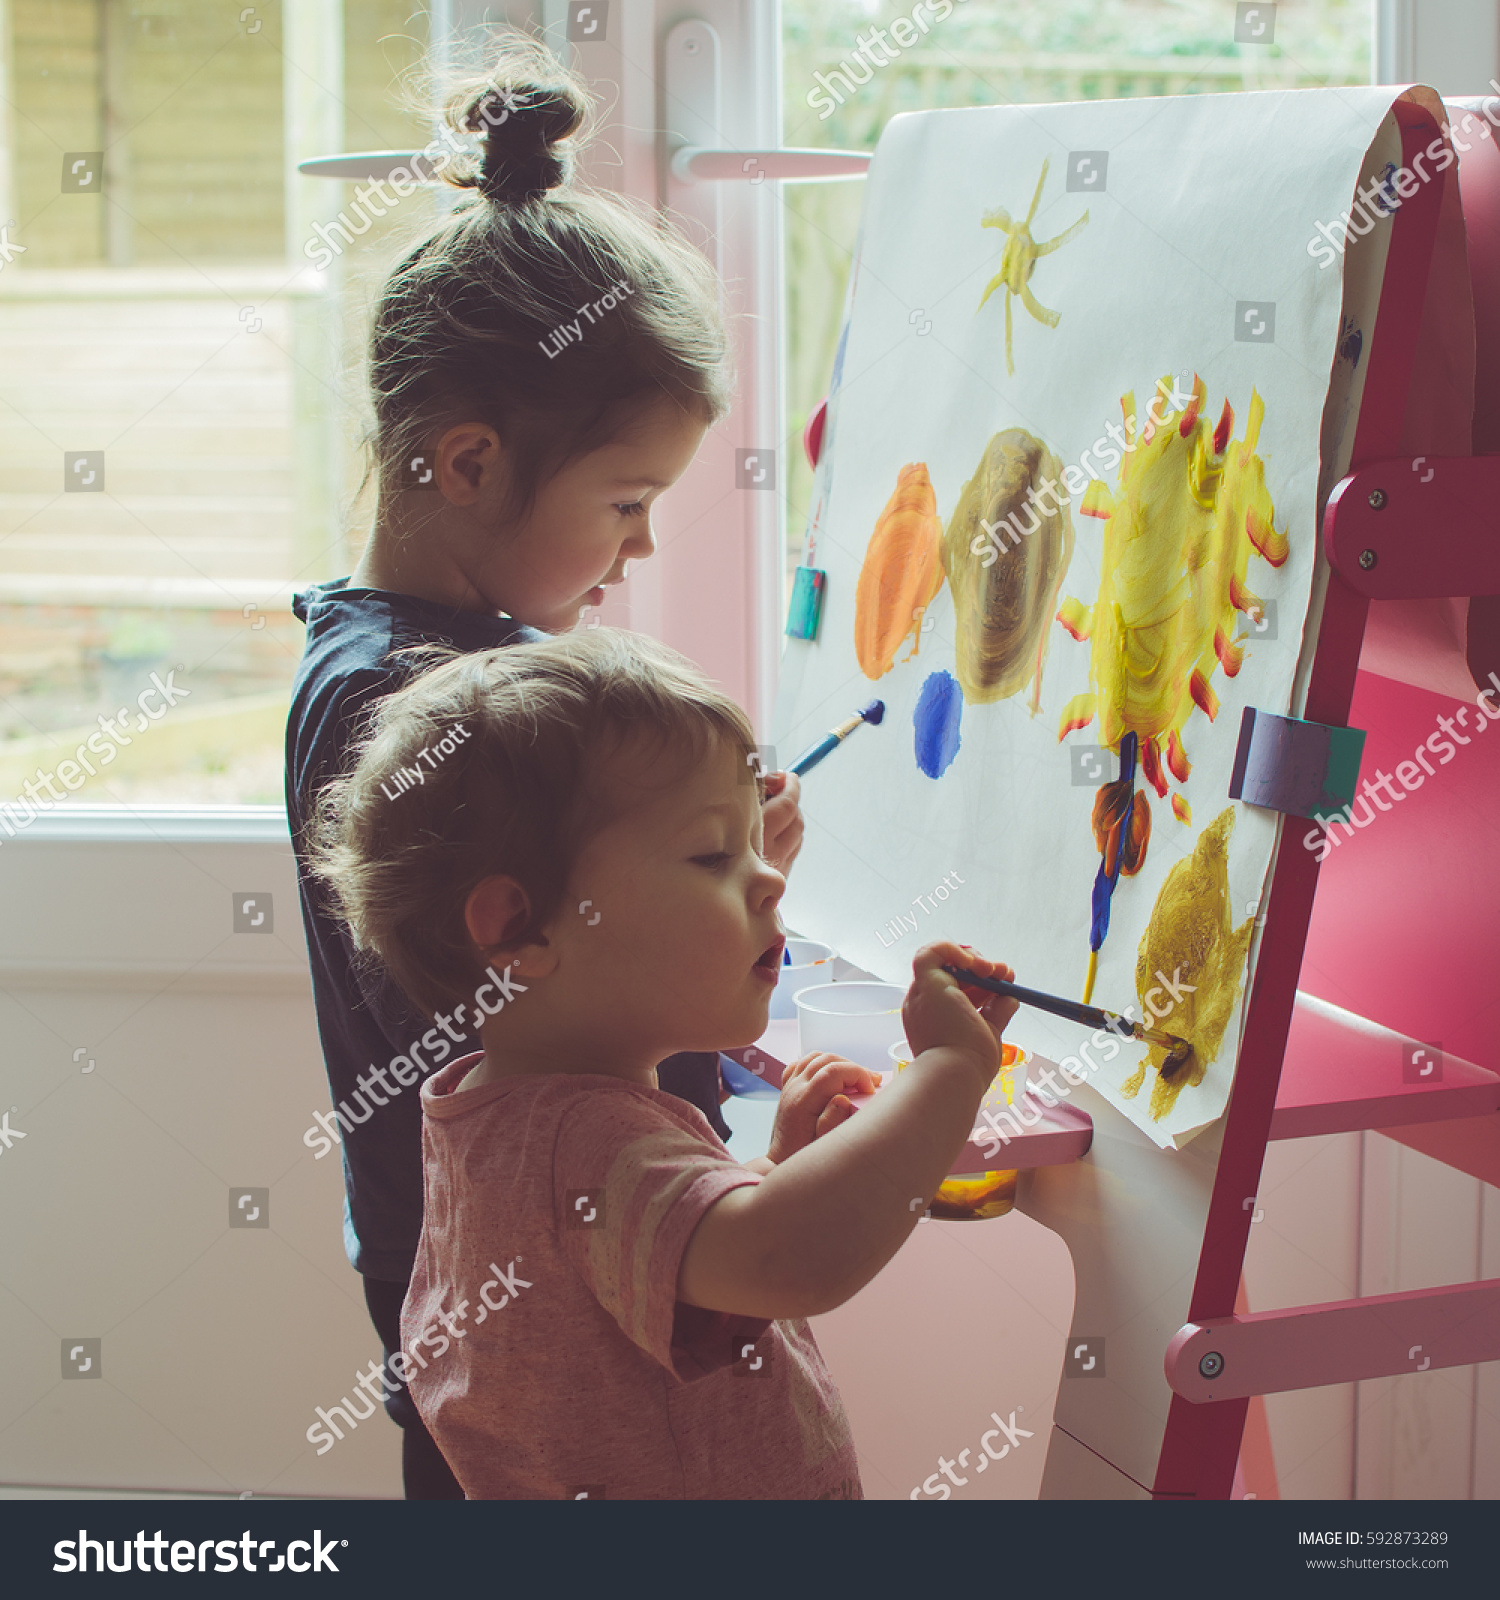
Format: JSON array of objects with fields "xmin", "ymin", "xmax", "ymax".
[{"xmin": 889, "ymin": 1041, "xmax": 1026, "ymax": 1221}]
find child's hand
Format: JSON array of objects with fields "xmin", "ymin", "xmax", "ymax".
[
  {"xmin": 902, "ymin": 941, "xmax": 1018, "ymax": 1086},
  {"xmin": 760, "ymin": 771, "xmax": 804, "ymax": 877},
  {"xmin": 764, "ymin": 1051, "xmax": 878, "ymax": 1164}
]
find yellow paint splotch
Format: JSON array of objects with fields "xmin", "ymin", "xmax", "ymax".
[
  {"xmin": 1119, "ymin": 806, "xmax": 1255, "ymax": 1121},
  {"xmin": 1057, "ymin": 376, "xmax": 1288, "ymax": 810},
  {"xmin": 977, "ymin": 159, "xmax": 1089, "ymax": 376}
]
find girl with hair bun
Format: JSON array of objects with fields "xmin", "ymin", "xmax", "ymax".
[{"xmin": 285, "ymin": 32, "xmax": 805, "ymax": 1498}]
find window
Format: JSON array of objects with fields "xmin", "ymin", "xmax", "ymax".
[
  {"xmin": 779, "ymin": 0, "xmax": 1373, "ymax": 591},
  {"xmin": 0, "ymin": 2, "xmax": 1378, "ymax": 811},
  {"xmin": 0, "ymin": 0, "xmax": 432, "ymax": 805}
]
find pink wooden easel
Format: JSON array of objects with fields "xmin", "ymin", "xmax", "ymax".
[
  {"xmin": 1150, "ymin": 94, "xmax": 1500, "ymax": 1498},
  {"xmin": 776, "ymin": 92, "xmax": 1500, "ymax": 1501}
]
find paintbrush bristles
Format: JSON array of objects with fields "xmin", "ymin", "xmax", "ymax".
[
  {"xmin": 830, "ymin": 701, "xmax": 886, "ymax": 742},
  {"xmin": 1103, "ymin": 1014, "xmax": 1184, "ymax": 1051},
  {"xmin": 1137, "ymin": 1024, "xmax": 1180, "ymax": 1048}
]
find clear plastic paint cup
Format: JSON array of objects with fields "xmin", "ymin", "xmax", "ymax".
[
  {"xmin": 794, "ymin": 981, "xmax": 906, "ymax": 1072},
  {"xmin": 770, "ymin": 938, "xmax": 837, "ymax": 1020}
]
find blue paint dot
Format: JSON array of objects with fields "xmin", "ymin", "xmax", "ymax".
[{"xmin": 913, "ymin": 670, "xmax": 962, "ymax": 778}]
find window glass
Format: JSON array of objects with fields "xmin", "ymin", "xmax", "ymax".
[
  {"xmin": 780, "ymin": 0, "xmax": 1373, "ymax": 596},
  {"xmin": 0, "ymin": 0, "xmax": 432, "ymax": 805}
]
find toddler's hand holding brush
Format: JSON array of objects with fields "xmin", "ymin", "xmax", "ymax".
[{"xmin": 903, "ymin": 942, "xmax": 1019, "ymax": 1088}]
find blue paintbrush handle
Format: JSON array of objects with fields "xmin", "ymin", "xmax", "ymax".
[{"xmin": 789, "ymin": 734, "xmax": 837, "ymax": 776}]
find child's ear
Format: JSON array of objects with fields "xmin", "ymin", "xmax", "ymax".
[
  {"xmin": 437, "ymin": 422, "xmax": 503, "ymax": 503},
  {"xmin": 464, "ymin": 875, "xmax": 559, "ymax": 979},
  {"xmin": 464, "ymin": 874, "xmax": 529, "ymax": 953}
]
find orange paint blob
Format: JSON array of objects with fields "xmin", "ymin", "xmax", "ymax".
[
  {"xmin": 1093, "ymin": 778, "xmax": 1151, "ymax": 878},
  {"xmin": 1166, "ymin": 729, "xmax": 1191, "ymax": 783},
  {"xmin": 1189, "ymin": 669, "xmax": 1220, "ymax": 722},
  {"xmin": 1141, "ymin": 734, "xmax": 1168, "ymax": 799},
  {"xmin": 854, "ymin": 463, "xmax": 945, "ymax": 679}
]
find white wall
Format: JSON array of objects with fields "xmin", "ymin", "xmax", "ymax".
[
  {"xmin": 1245, "ymin": 1129, "xmax": 1499, "ymax": 1500},
  {"xmin": 0, "ymin": 814, "xmax": 400, "ymax": 1496}
]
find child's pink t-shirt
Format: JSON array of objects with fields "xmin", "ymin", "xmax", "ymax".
[{"xmin": 400, "ymin": 1054, "xmax": 863, "ymax": 1500}]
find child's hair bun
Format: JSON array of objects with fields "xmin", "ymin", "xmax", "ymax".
[
  {"xmin": 451, "ymin": 50, "xmax": 589, "ymax": 206},
  {"xmin": 368, "ymin": 30, "xmax": 731, "ymax": 526}
]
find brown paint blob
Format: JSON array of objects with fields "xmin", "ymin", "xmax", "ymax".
[{"xmin": 941, "ymin": 430, "xmax": 1075, "ymax": 712}]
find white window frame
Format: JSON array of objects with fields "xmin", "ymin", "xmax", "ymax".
[{"xmin": 543, "ymin": 0, "xmax": 790, "ymax": 735}]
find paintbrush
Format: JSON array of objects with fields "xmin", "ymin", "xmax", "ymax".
[
  {"xmin": 787, "ymin": 700, "xmax": 885, "ymax": 777},
  {"xmin": 941, "ymin": 965, "xmax": 1195, "ymax": 1078}
]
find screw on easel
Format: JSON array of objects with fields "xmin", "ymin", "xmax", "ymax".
[
  {"xmin": 1198, "ymin": 1350, "xmax": 1225, "ymax": 1379},
  {"xmin": 1366, "ymin": 488, "xmax": 1387, "ymax": 509},
  {"xmin": 1358, "ymin": 548, "xmax": 1378, "ymax": 570}
]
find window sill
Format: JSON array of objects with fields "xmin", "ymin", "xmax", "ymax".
[
  {"xmin": 0, "ymin": 266, "xmax": 328, "ymax": 299},
  {"xmin": 5, "ymin": 804, "xmax": 290, "ymax": 845}
]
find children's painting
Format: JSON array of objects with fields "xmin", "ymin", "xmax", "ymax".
[{"xmin": 774, "ymin": 88, "xmax": 1452, "ymax": 1148}]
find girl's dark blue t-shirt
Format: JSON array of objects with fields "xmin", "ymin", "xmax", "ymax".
[{"xmin": 285, "ymin": 580, "xmax": 730, "ymax": 1281}]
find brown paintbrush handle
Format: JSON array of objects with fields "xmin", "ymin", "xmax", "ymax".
[{"xmin": 943, "ymin": 966, "xmax": 1124, "ymax": 1033}]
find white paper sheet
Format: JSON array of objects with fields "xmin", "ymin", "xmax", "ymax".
[{"xmin": 774, "ymin": 86, "xmax": 1455, "ymax": 1149}]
